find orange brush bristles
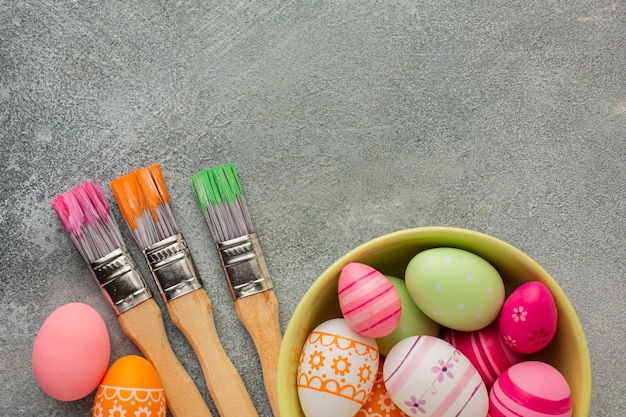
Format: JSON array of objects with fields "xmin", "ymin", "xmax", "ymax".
[
  {"xmin": 135, "ymin": 165, "xmax": 167, "ymax": 223},
  {"xmin": 110, "ymin": 171, "xmax": 143, "ymax": 230},
  {"xmin": 111, "ymin": 164, "xmax": 179, "ymax": 249},
  {"xmin": 149, "ymin": 164, "xmax": 170, "ymax": 204}
]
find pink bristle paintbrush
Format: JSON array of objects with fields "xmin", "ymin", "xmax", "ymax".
[
  {"xmin": 52, "ymin": 180, "xmax": 213, "ymax": 417},
  {"xmin": 192, "ymin": 164, "xmax": 282, "ymax": 417},
  {"xmin": 110, "ymin": 164, "xmax": 260, "ymax": 417}
]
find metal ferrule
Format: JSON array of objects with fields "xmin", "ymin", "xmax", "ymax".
[
  {"xmin": 90, "ymin": 248, "xmax": 153, "ymax": 315},
  {"xmin": 143, "ymin": 234, "xmax": 204, "ymax": 302},
  {"xmin": 217, "ymin": 233, "xmax": 274, "ymax": 300}
]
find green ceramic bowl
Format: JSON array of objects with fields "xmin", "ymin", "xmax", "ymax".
[{"xmin": 277, "ymin": 227, "xmax": 591, "ymax": 416}]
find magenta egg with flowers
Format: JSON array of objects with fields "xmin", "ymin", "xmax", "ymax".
[{"xmin": 498, "ymin": 282, "xmax": 558, "ymax": 354}]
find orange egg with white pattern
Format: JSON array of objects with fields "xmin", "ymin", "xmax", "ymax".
[
  {"xmin": 356, "ymin": 358, "xmax": 409, "ymax": 417},
  {"xmin": 92, "ymin": 355, "xmax": 166, "ymax": 417}
]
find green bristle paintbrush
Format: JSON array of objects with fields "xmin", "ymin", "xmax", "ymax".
[{"xmin": 192, "ymin": 164, "xmax": 282, "ymax": 417}]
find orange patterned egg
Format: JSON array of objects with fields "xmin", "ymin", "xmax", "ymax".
[
  {"xmin": 356, "ymin": 358, "xmax": 409, "ymax": 417},
  {"xmin": 92, "ymin": 355, "xmax": 166, "ymax": 417},
  {"xmin": 297, "ymin": 318, "xmax": 379, "ymax": 417}
]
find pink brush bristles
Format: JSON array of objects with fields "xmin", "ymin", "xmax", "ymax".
[
  {"xmin": 51, "ymin": 189, "xmax": 84, "ymax": 238},
  {"xmin": 52, "ymin": 180, "xmax": 125, "ymax": 264}
]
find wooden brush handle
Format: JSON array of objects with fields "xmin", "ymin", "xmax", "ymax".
[
  {"xmin": 118, "ymin": 298, "xmax": 213, "ymax": 417},
  {"xmin": 234, "ymin": 290, "xmax": 282, "ymax": 417},
  {"xmin": 167, "ymin": 289, "xmax": 260, "ymax": 417}
]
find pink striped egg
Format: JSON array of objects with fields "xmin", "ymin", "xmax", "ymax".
[
  {"xmin": 489, "ymin": 361, "xmax": 572, "ymax": 417},
  {"xmin": 442, "ymin": 323, "xmax": 525, "ymax": 390},
  {"xmin": 383, "ymin": 335, "xmax": 488, "ymax": 417},
  {"xmin": 498, "ymin": 281, "xmax": 558, "ymax": 354},
  {"xmin": 338, "ymin": 263, "xmax": 402, "ymax": 338}
]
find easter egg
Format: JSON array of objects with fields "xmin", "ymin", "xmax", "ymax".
[
  {"xmin": 489, "ymin": 361, "xmax": 572, "ymax": 417},
  {"xmin": 405, "ymin": 247, "xmax": 505, "ymax": 331},
  {"xmin": 376, "ymin": 276, "xmax": 440, "ymax": 357},
  {"xmin": 356, "ymin": 358, "xmax": 409, "ymax": 417},
  {"xmin": 297, "ymin": 318, "xmax": 379, "ymax": 417},
  {"xmin": 338, "ymin": 263, "xmax": 402, "ymax": 338},
  {"xmin": 442, "ymin": 322, "xmax": 525, "ymax": 390},
  {"xmin": 383, "ymin": 335, "xmax": 488, "ymax": 417},
  {"xmin": 92, "ymin": 355, "xmax": 165, "ymax": 417},
  {"xmin": 32, "ymin": 303, "xmax": 110, "ymax": 401},
  {"xmin": 498, "ymin": 281, "xmax": 558, "ymax": 354}
]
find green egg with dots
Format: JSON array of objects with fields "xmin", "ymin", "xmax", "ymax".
[{"xmin": 405, "ymin": 247, "xmax": 505, "ymax": 331}]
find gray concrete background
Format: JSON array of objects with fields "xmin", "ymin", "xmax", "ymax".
[{"xmin": 1, "ymin": 1, "xmax": 624, "ymax": 416}]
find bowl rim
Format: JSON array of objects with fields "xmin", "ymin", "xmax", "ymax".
[{"xmin": 277, "ymin": 226, "xmax": 591, "ymax": 416}]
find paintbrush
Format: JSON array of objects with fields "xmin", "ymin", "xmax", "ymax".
[
  {"xmin": 192, "ymin": 164, "xmax": 282, "ymax": 417},
  {"xmin": 110, "ymin": 164, "xmax": 260, "ymax": 417},
  {"xmin": 51, "ymin": 180, "xmax": 213, "ymax": 417}
]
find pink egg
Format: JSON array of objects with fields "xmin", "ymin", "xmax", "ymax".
[
  {"xmin": 32, "ymin": 303, "xmax": 110, "ymax": 401},
  {"xmin": 498, "ymin": 282, "xmax": 558, "ymax": 354},
  {"xmin": 338, "ymin": 263, "xmax": 402, "ymax": 338},
  {"xmin": 443, "ymin": 323, "xmax": 525, "ymax": 390},
  {"xmin": 489, "ymin": 361, "xmax": 572, "ymax": 417},
  {"xmin": 383, "ymin": 335, "xmax": 489, "ymax": 417}
]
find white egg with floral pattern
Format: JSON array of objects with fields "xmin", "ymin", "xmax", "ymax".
[
  {"xmin": 297, "ymin": 318, "xmax": 379, "ymax": 417},
  {"xmin": 383, "ymin": 335, "xmax": 488, "ymax": 417}
]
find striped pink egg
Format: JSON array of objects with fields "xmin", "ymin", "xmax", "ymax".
[
  {"xmin": 338, "ymin": 263, "xmax": 401, "ymax": 338},
  {"xmin": 443, "ymin": 323, "xmax": 525, "ymax": 390},
  {"xmin": 489, "ymin": 361, "xmax": 572, "ymax": 417},
  {"xmin": 383, "ymin": 335, "xmax": 489, "ymax": 417}
]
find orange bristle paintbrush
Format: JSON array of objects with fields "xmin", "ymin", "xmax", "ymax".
[
  {"xmin": 192, "ymin": 164, "xmax": 282, "ymax": 417},
  {"xmin": 111, "ymin": 164, "xmax": 260, "ymax": 417},
  {"xmin": 51, "ymin": 180, "xmax": 212, "ymax": 417}
]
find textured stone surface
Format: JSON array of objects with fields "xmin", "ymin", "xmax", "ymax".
[{"xmin": 1, "ymin": 1, "xmax": 624, "ymax": 416}]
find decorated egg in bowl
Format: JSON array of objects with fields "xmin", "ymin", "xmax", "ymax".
[
  {"xmin": 383, "ymin": 335, "xmax": 489, "ymax": 417},
  {"xmin": 297, "ymin": 318, "xmax": 379, "ymax": 417}
]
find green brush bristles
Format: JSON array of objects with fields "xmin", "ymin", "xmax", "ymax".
[
  {"xmin": 192, "ymin": 168, "xmax": 219, "ymax": 212},
  {"xmin": 192, "ymin": 164, "xmax": 253, "ymax": 243}
]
